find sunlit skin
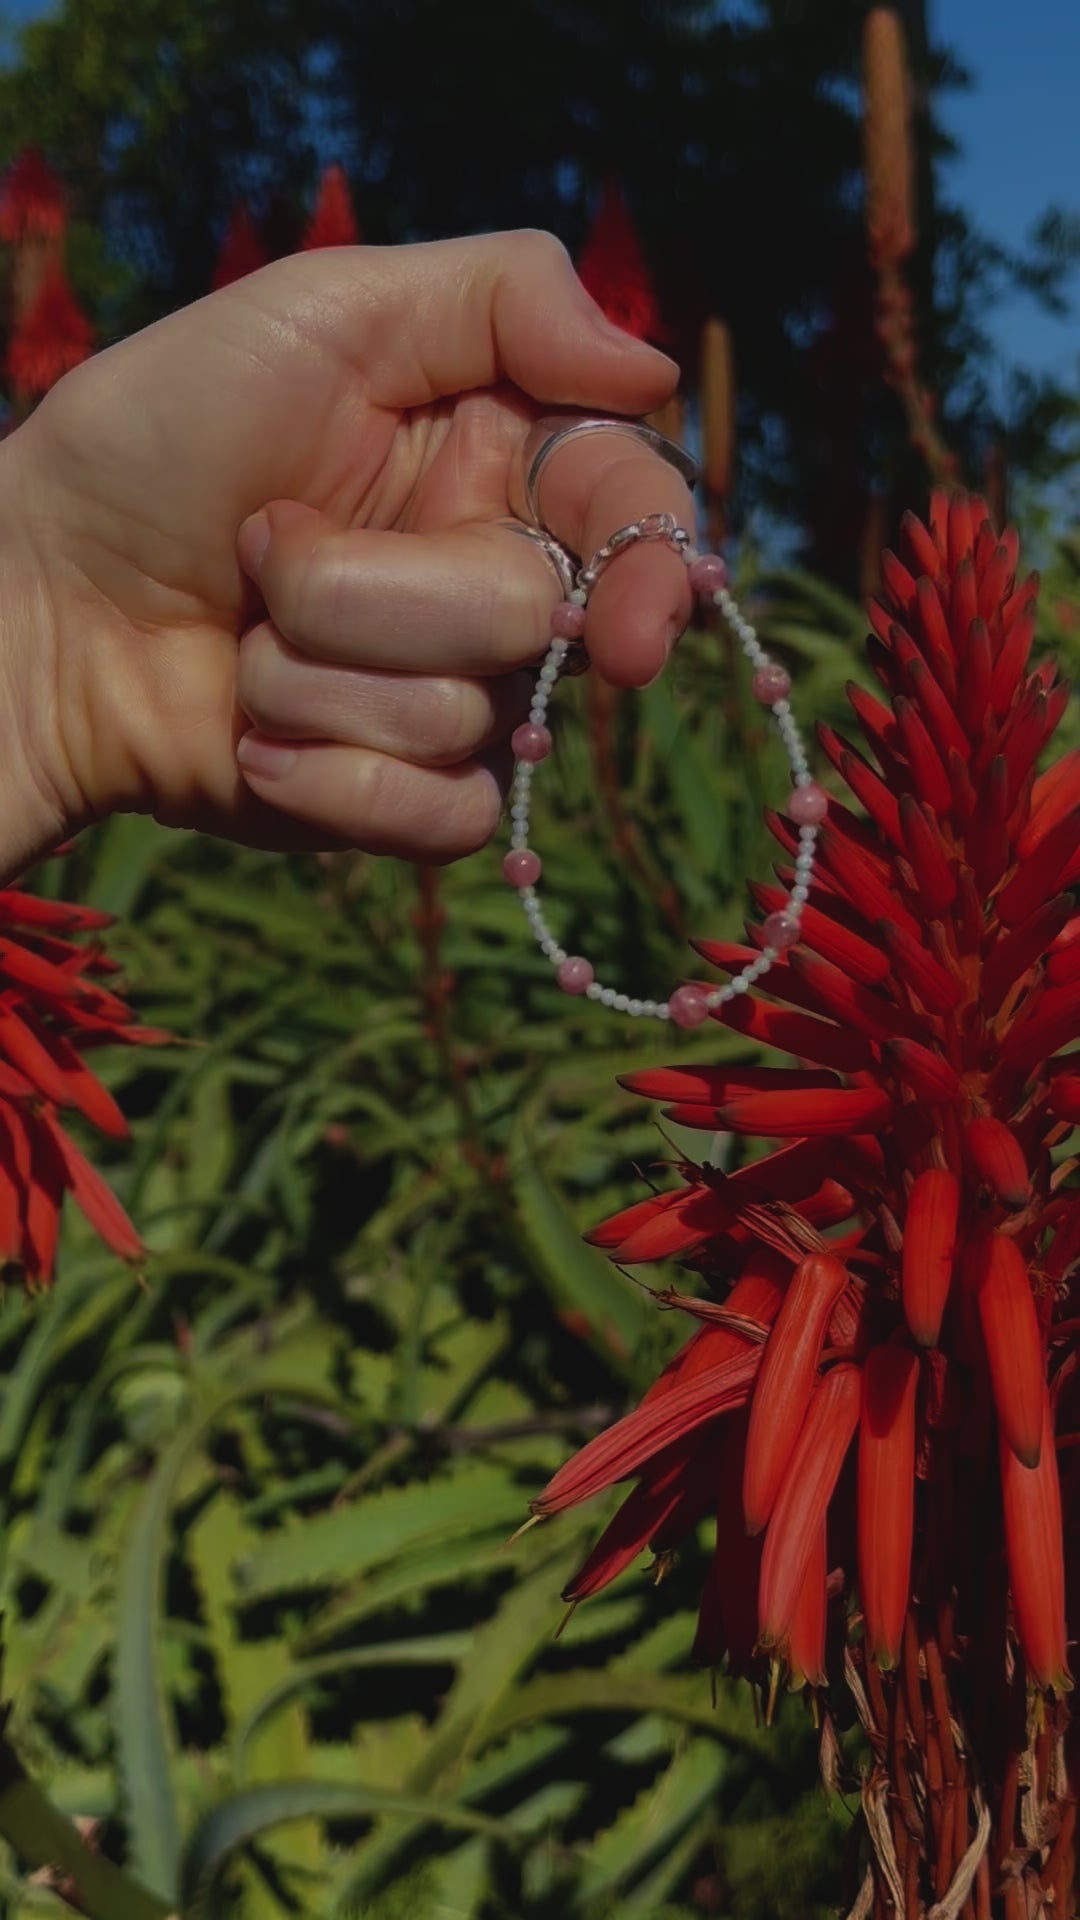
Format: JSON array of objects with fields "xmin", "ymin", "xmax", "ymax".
[{"xmin": 0, "ymin": 230, "xmax": 695, "ymax": 885}]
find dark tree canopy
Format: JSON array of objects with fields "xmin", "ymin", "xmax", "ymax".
[{"xmin": 0, "ymin": 0, "xmax": 1075, "ymax": 576}]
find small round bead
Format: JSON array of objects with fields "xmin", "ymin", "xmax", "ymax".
[
  {"xmin": 688, "ymin": 553, "xmax": 729, "ymax": 596},
  {"xmin": 669, "ymin": 985, "xmax": 711, "ymax": 1029},
  {"xmin": 762, "ymin": 910, "xmax": 800, "ymax": 950},
  {"xmin": 503, "ymin": 849, "xmax": 541, "ymax": 887},
  {"xmin": 551, "ymin": 601, "xmax": 587, "ymax": 640},
  {"xmin": 752, "ymin": 663, "xmax": 792, "ymax": 704},
  {"xmin": 557, "ymin": 955, "xmax": 594, "ymax": 995},
  {"xmin": 789, "ymin": 781, "xmax": 828, "ymax": 825}
]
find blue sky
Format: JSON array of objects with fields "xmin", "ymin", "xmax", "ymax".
[
  {"xmin": 1, "ymin": 0, "xmax": 1077, "ymax": 387},
  {"xmin": 936, "ymin": 0, "xmax": 1080, "ymax": 385}
]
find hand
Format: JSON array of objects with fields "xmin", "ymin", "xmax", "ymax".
[{"xmin": 0, "ymin": 230, "xmax": 696, "ymax": 883}]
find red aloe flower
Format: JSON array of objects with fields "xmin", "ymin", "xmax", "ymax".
[
  {"xmin": 0, "ymin": 148, "xmax": 66, "ymax": 243},
  {"xmin": 211, "ymin": 201, "xmax": 268, "ymax": 290},
  {"xmin": 7, "ymin": 264, "xmax": 93, "ymax": 397},
  {"xmin": 301, "ymin": 165, "xmax": 360, "ymax": 250},
  {"xmin": 534, "ymin": 492, "xmax": 1080, "ymax": 1914},
  {"xmin": 0, "ymin": 889, "xmax": 170, "ymax": 1285},
  {"xmin": 576, "ymin": 181, "xmax": 667, "ymax": 344}
]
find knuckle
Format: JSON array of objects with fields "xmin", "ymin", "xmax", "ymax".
[
  {"xmin": 235, "ymin": 624, "xmax": 285, "ymax": 725},
  {"xmin": 411, "ymin": 679, "xmax": 488, "ymax": 762},
  {"xmin": 510, "ymin": 227, "xmax": 572, "ymax": 273},
  {"xmin": 439, "ymin": 772, "xmax": 503, "ymax": 861}
]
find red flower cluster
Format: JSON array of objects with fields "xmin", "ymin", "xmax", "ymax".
[
  {"xmin": 576, "ymin": 182, "xmax": 667, "ymax": 345},
  {"xmin": 301, "ymin": 165, "xmax": 361, "ymax": 250},
  {"xmin": 0, "ymin": 148, "xmax": 66, "ymax": 243},
  {"xmin": 211, "ymin": 201, "xmax": 269, "ymax": 290},
  {"xmin": 0, "ymin": 890, "xmax": 167, "ymax": 1284},
  {"xmin": 7, "ymin": 265, "xmax": 93, "ymax": 397},
  {"xmin": 537, "ymin": 494, "xmax": 1080, "ymax": 1902}
]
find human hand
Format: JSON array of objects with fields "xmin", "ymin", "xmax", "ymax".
[{"xmin": 0, "ymin": 230, "xmax": 697, "ymax": 883}]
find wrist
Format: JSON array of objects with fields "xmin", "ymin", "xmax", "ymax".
[{"xmin": 0, "ymin": 432, "xmax": 92, "ymax": 886}]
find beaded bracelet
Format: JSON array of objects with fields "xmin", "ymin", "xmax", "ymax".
[{"xmin": 501, "ymin": 513, "xmax": 827, "ymax": 1027}]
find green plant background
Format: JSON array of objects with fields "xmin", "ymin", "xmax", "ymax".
[{"xmin": 1, "ymin": 562, "xmax": 1073, "ymax": 1917}]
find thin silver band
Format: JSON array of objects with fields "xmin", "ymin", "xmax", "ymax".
[
  {"xmin": 496, "ymin": 518, "xmax": 577, "ymax": 599},
  {"xmin": 523, "ymin": 416, "xmax": 699, "ymax": 532}
]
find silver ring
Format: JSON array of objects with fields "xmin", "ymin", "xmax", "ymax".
[
  {"xmin": 523, "ymin": 415, "xmax": 699, "ymax": 532},
  {"xmin": 496, "ymin": 519, "xmax": 577, "ymax": 598}
]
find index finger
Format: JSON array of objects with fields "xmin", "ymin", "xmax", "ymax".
[{"xmin": 511, "ymin": 428, "xmax": 698, "ymax": 688}]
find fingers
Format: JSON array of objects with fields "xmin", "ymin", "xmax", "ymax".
[
  {"xmin": 237, "ymin": 622, "xmax": 532, "ymax": 765},
  {"xmin": 235, "ymin": 734, "xmax": 508, "ymax": 863},
  {"xmin": 294, "ymin": 230, "xmax": 679, "ymax": 416},
  {"xmin": 238, "ymin": 499, "xmax": 568, "ymax": 675},
  {"xmin": 513, "ymin": 430, "xmax": 697, "ymax": 688}
]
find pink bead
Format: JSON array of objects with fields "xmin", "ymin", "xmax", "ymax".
[
  {"xmin": 762, "ymin": 910, "xmax": 801, "ymax": 950},
  {"xmin": 557, "ymin": 955, "xmax": 594, "ymax": 995},
  {"xmin": 503, "ymin": 849, "xmax": 541, "ymax": 887},
  {"xmin": 789, "ymin": 781, "xmax": 829, "ymax": 825},
  {"xmin": 669, "ymin": 985, "xmax": 711, "ymax": 1029},
  {"xmin": 550, "ymin": 601, "xmax": 587, "ymax": 640},
  {"xmin": 688, "ymin": 553, "xmax": 729, "ymax": 596},
  {"xmin": 511, "ymin": 722, "xmax": 552, "ymax": 763},
  {"xmin": 752, "ymin": 663, "xmax": 792, "ymax": 704}
]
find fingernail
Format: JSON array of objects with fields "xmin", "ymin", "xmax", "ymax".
[
  {"xmin": 237, "ymin": 510, "xmax": 271, "ymax": 580},
  {"xmin": 237, "ymin": 731, "xmax": 298, "ymax": 780}
]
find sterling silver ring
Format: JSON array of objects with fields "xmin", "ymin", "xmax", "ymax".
[
  {"xmin": 496, "ymin": 518, "xmax": 577, "ymax": 599},
  {"xmin": 523, "ymin": 415, "xmax": 699, "ymax": 533}
]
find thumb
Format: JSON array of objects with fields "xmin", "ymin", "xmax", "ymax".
[{"xmin": 330, "ymin": 230, "xmax": 681, "ymax": 415}]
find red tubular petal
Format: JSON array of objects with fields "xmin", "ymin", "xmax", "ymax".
[
  {"xmin": 983, "ymin": 898, "xmax": 1073, "ymax": 1015},
  {"xmin": 693, "ymin": 1414, "xmax": 764, "ymax": 1674},
  {"xmin": 846, "ymin": 682, "xmax": 899, "ymax": 762},
  {"xmin": 584, "ymin": 1189, "xmax": 685, "ymax": 1250},
  {"xmin": 40, "ymin": 1111, "xmax": 143, "ymax": 1261},
  {"xmin": 970, "ymin": 755, "xmax": 1011, "ymax": 895},
  {"xmin": 616, "ymin": 1185, "xmax": 733, "ymax": 1264},
  {"xmin": 977, "ymin": 543, "xmax": 1015, "ymax": 628},
  {"xmin": 877, "ymin": 920, "xmax": 961, "ymax": 1015},
  {"xmin": 788, "ymin": 948, "xmax": 925, "ymax": 1044},
  {"xmin": 758, "ymin": 1363, "xmax": 861, "ymax": 1646},
  {"xmin": 618, "ymin": 1064, "xmax": 839, "ymax": 1104},
  {"xmin": 906, "ymin": 656, "xmax": 970, "ymax": 763},
  {"xmin": 948, "ymin": 498, "xmax": 975, "ymax": 573},
  {"xmin": 858, "ymin": 1343, "xmax": 919, "ymax": 1668},
  {"xmin": 949, "ymin": 561, "xmax": 978, "ymax": 657},
  {"xmin": 976, "ymin": 1230, "xmax": 1044, "ymax": 1468},
  {"xmin": 20, "ymin": 1113, "xmax": 64, "ymax": 1284},
  {"xmin": 8, "ymin": 1003, "xmax": 128, "ymax": 1138},
  {"xmin": 840, "ymin": 751, "xmax": 903, "ymax": 848},
  {"xmin": 912, "ymin": 576, "xmax": 959, "ymax": 692},
  {"xmin": 0, "ymin": 936, "xmax": 128, "ymax": 1018},
  {"xmin": 716, "ymin": 1086, "xmax": 892, "ymax": 1138},
  {"xmin": 1000, "ymin": 978, "xmax": 1080, "ymax": 1076},
  {"xmin": 894, "ymin": 697, "xmax": 952, "ymax": 813},
  {"xmin": 991, "ymin": 603, "xmax": 1038, "ymax": 717},
  {"xmin": 1000, "ymin": 1390, "xmax": 1070, "ymax": 1691},
  {"xmin": 642, "ymin": 1263, "xmax": 787, "ymax": 1408},
  {"xmin": 881, "ymin": 549, "xmax": 918, "ymax": 619},
  {"xmin": 0, "ymin": 892, "xmax": 113, "ymax": 932},
  {"xmin": 1022, "ymin": 749, "xmax": 1080, "ymax": 857},
  {"xmin": 747, "ymin": 884, "xmax": 890, "ymax": 987},
  {"xmin": 965, "ymin": 1117, "xmax": 1030, "ymax": 1209},
  {"xmin": 534, "ymin": 1347, "xmax": 759, "ymax": 1514},
  {"xmin": 785, "ymin": 1520, "xmax": 828, "ymax": 1688},
  {"xmin": 885, "ymin": 1039, "xmax": 963, "ymax": 1106},
  {"xmin": 562, "ymin": 1434, "xmax": 705, "ymax": 1601},
  {"xmin": 743, "ymin": 1253, "xmax": 849, "ymax": 1534},
  {"xmin": 898, "ymin": 796, "xmax": 957, "ymax": 915},
  {"xmin": 717, "ymin": 994, "xmax": 875, "ymax": 1074},
  {"xmin": 0, "ymin": 1001, "xmax": 74, "ymax": 1107},
  {"xmin": 900, "ymin": 508, "xmax": 946, "ymax": 586},
  {"xmin": 929, "ymin": 490, "xmax": 950, "ymax": 557},
  {"xmin": 902, "ymin": 1167, "xmax": 960, "ymax": 1346},
  {"xmin": 995, "ymin": 807, "xmax": 1080, "ymax": 929},
  {"xmin": 1000, "ymin": 687, "xmax": 1051, "ymax": 806}
]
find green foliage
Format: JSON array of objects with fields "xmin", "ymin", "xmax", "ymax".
[{"xmin": 0, "ymin": 598, "xmax": 871, "ymax": 1916}]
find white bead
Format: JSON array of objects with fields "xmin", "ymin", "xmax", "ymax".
[
  {"xmin": 791, "ymin": 884, "xmax": 810, "ymax": 906},
  {"xmin": 657, "ymin": 1004, "xmax": 671, "ymax": 1019},
  {"xmin": 570, "ymin": 588, "xmax": 587, "ymax": 606},
  {"xmin": 600, "ymin": 987, "xmax": 617, "ymax": 1008},
  {"xmin": 586, "ymin": 981, "xmax": 603, "ymax": 1000}
]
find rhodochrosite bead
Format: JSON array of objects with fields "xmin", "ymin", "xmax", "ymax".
[
  {"xmin": 510, "ymin": 722, "xmax": 551, "ymax": 763},
  {"xmin": 789, "ymin": 781, "xmax": 828, "ymax": 824},
  {"xmin": 687, "ymin": 552, "xmax": 728, "ymax": 594},
  {"xmin": 669, "ymin": 985, "xmax": 710, "ymax": 1029},
  {"xmin": 550, "ymin": 601, "xmax": 587, "ymax": 640},
  {"xmin": 557, "ymin": 955, "xmax": 593, "ymax": 994},
  {"xmin": 502, "ymin": 849, "xmax": 541, "ymax": 887}
]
